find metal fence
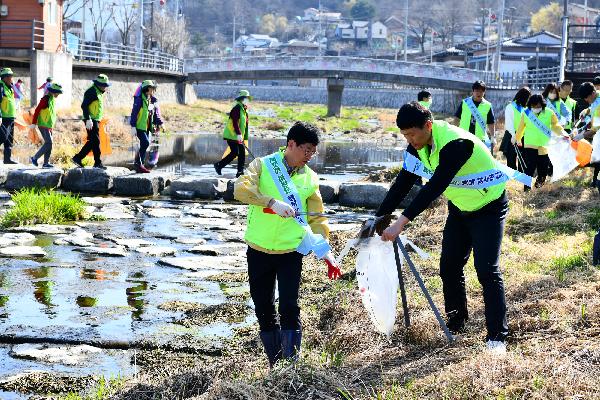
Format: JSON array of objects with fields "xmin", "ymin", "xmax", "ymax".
[
  {"xmin": 483, "ymin": 67, "xmax": 561, "ymax": 90},
  {"xmin": 0, "ymin": 19, "xmax": 44, "ymax": 49},
  {"xmin": 73, "ymin": 41, "xmax": 184, "ymax": 73}
]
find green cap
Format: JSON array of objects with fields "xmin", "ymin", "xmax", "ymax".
[
  {"xmin": 0, "ymin": 68, "xmax": 14, "ymax": 77},
  {"xmin": 141, "ymin": 80, "xmax": 157, "ymax": 89},
  {"xmin": 47, "ymin": 83, "xmax": 63, "ymax": 94},
  {"xmin": 94, "ymin": 74, "xmax": 111, "ymax": 87},
  {"xmin": 236, "ymin": 89, "xmax": 252, "ymax": 100}
]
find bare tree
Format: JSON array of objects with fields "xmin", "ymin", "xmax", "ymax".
[
  {"xmin": 150, "ymin": 11, "xmax": 190, "ymax": 56},
  {"xmin": 112, "ymin": 0, "xmax": 137, "ymax": 45},
  {"xmin": 63, "ymin": 0, "xmax": 90, "ymax": 21},
  {"xmin": 408, "ymin": 13, "xmax": 433, "ymax": 54},
  {"xmin": 88, "ymin": 0, "xmax": 116, "ymax": 42}
]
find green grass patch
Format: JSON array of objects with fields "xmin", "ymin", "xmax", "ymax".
[
  {"xmin": 587, "ymin": 207, "xmax": 600, "ymax": 230},
  {"xmin": 550, "ymin": 253, "xmax": 588, "ymax": 281},
  {"xmin": 1, "ymin": 188, "xmax": 86, "ymax": 228},
  {"xmin": 57, "ymin": 375, "xmax": 126, "ymax": 400}
]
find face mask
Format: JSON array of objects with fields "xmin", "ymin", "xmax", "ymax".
[
  {"xmin": 548, "ymin": 93, "xmax": 557, "ymax": 100},
  {"xmin": 532, "ymin": 107, "xmax": 543, "ymax": 114},
  {"xmin": 242, "ymin": 98, "xmax": 249, "ymax": 105}
]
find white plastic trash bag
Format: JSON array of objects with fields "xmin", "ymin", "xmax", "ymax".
[
  {"xmin": 547, "ymin": 136, "xmax": 579, "ymax": 182},
  {"xmin": 355, "ymin": 237, "xmax": 399, "ymax": 336},
  {"xmin": 592, "ymin": 132, "xmax": 600, "ymax": 164}
]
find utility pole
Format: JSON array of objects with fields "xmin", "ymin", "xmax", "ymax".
[
  {"xmin": 430, "ymin": 29, "xmax": 434, "ymax": 63},
  {"xmin": 484, "ymin": 8, "xmax": 491, "ymax": 72},
  {"xmin": 494, "ymin": 0, "xmax": 506, "ymax": 78},
  {"xmin": 559, "ymin": 0, "xmax": 569, "ymax": 82},
  {"xmin": 318, "ymin": 0, "xmax": 322, "ymax": 56},
  {"xmin": 138, "ymin": 0, "xmax": 144, "ymax": 50},
  {"xmin": 81, "ymin": 0, "xmax": 86, "ymax": 42},
  {"xmin": 583, "ymin": 0, "xmax": 588, "ymax": 38},
  {"xmin": 403, "ymin": 0, "xmax": 408, "ymax": 61},
  {"xmin": 232, "ymin": 11, "xmax": 236, "ymax": 56}
]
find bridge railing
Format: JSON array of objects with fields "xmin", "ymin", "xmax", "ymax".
[
  {"xmin": 484, "ymin": 67, "xmax": 561, "ymax": 90},
  {"xmin": 0, "ymin": 19, "xmax": 44, "ymax": 50},
  {"xmin": 74, "ymin": 41, "xmax": 184, "ymax": 73}
]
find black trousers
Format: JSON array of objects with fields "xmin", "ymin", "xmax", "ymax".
[
  {"xmin": 247, "ymin": 246, "xmax": 303, "ymax": 332},
  {"xmin": 217, "ymin": 139, "xmax": 245, "ymax": 173},
  {"xmin": 522, "ymin": 147, "xmax": 550, "ymax": 187},
  {"xmin": 440, "ymin": 193, "xmax": 509, "ymax": 341},
  {"xmin": 75, "ymin": 120, "xmax": 101, "ymax": 165},
  {"xmin": 0, "ymin": 117, "xmax": 15, "ymax": 162},
  {"xmin": 499, "ymin": 131, "xmax": 517, "ymax": 170}
]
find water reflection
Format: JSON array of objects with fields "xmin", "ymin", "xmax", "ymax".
[
  {"xmin": 76, "ymin": 296, "xmax": 98, "ymax": 307},
  {"xmin": 126, "ymin": 272, "xmax": 149, "ymax": 321},
  {"xmin": 25, "ymin": 267, "xmax": 55, "ymax": 313},
  {"xmin": 81, "ymin": 268, "xmax": 119, "ymax": 281}
]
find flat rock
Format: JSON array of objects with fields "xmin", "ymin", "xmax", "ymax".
[
  {"xmin": 136, "ymin": 246, "xmax": 177, "ymax": 257},
  {"xmin": 9, "ymin": 343, "xmax": 102, "ymax": 366},
  {"xmin": 173, "ymin": 236, "xmax": 207, "ymax": 245},
  {"xmin": 81, "ymin": 197, "xmax": 129, "ymax": 206},
  {"xmin": 189, "ymin": 243, "xmax": 246, "ymax": 256},
  {"xmin": 75, "ymin": 246, "xmax": 127, "ymax": 257},
  {"xmin": 179, "ymin": 217, "xmax": 234, "ymax": 230},
  {"xmin": 169, "ymin": 177, "xmax": 228, "ymax": 200},
  {"xmin": 113, "ymin": 172, "xmax": 174, "ymax": 197},
  {"xmin": 91, "ymin": 203, "xmax": 135, "ymax": 220},
  {"xmin": 62, "ymin": 167, "xmax": 132, "ymax": 194},
  {"xmin": 0, "ymin": 246, "xmax": 47, "ymax": 258},
  {"xmin": 104, "ymin": 236, "xmax": 153, "ymax": 249},
  {"xmin": 158, "ymin": 255, "xmax": 246, "ymax": 271},
  {"xmin": 6, "ymin": 224, "xmax": 77, "ymax": 235},
  {"xmin": 145, "ymin": 208, "xmax": 182, "ymax": 218},
  {"xmin": 183, "ymin": 208, "xmax": 229, "ymax": 219},
  {"xmin": 319, "ymin": 181, "xmax": 341, "ymax": 204},
  {"xmin": 339, "ymin": 182, "xmax": 390, "ymax": 209},
  {"xmin": 5, "ymin": 168, "xmax": 64, "ymax": 190},
  {"xmin": 0, "ymin": 232, "xmax": 36, "ymax": 247},
  {"xmin": 0, "ymin": 164, "xmax": 36, "ymax": 185},
  {"xmin": 219, "ymin": 231, "xmax": 246, "ymax": 243}
]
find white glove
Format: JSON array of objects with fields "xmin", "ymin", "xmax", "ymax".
[
  {"xmin": 85, "ymin": 119, "xmax": 93, "ymax": 130},
  {"xmin": 28, "ymin": 124, "xmax": 36, "ymax": 130},
  {"xmin": 131, "ymin": 126, "xmax": 137, "ymax": 135},
  {"xmin": 270, "ymin": 200, "xmax": 296, "ymax": 217},
  {"xmin": 510, "ymin": 134, "xmax": 516, "ymax": 145},
  {"xmin": 237, "ymin": 134, "xmax": 243, "ymax": 144},
  {"xmin": 0, "ymin": 117, "xmax": 2, "ymax": 125}
]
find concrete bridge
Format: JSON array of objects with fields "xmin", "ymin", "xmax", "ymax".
[{"xmin": 186, "ymin": 56, "xmax": 489, "ymax": 115}]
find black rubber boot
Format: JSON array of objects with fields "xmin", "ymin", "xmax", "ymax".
[
  {"xmin": 593, "ymin": 230, "xmax": 600, "ymax": 266},
  {"xmin": 280, "ymin": 329, "xmax": 302, "ymax": 361},
  {"xmin": 259, "ymin": 329, "xmax": 282, "ymax": 367}
]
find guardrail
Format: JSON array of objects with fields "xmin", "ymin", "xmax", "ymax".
[
  {"xmin": 0, "ymin": 19, "xmax": 44, "ymax": 50},
  {"xmin": 73, "ymin": 41, "xmax": 184, "ymax": 73},
  {"xmin": 483, "ymin": 67, "xmax": 561, "ymax": 90}
]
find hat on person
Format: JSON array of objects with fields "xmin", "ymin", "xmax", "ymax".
[
  {"xmin": 46, "ymin": 77, "xmax": 53, "ymax": 82},
  {"xmin": 141, "ymin": 80, "xmax": 157, "ymax": 89},
  {"xmin": 236, "ymin": 89, "xmax": 252, "ymax": 100},
  {"xmin": 47, "ymin": 83, "xmax": 63, "ymax": 94},
  {"xmin": 0, "ymin": 68, "xmax": 14, "ymax": 77},
  {"xmin": 93, "ymin": 74, "xmax": 111, "ymax": 87}
]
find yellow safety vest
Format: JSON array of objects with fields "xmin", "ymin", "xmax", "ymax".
[{"xmin": 459, "ymin": 97, "xmax": 492, "ymax": 142}]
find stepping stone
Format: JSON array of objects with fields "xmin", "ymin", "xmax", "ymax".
[
  {"xmin": 136, "ymin": 246, "xmax": 177, "ymax": 257},
  {"xmin": 173, "ymin": 236, "xmax": 207, "ymax": 245},
  {"xmin": 183, "ymin": 208, "xmax": 229, "ymax": 219},
  {"xmin": 0, "ymin": 232, "xmax": 36, "ymax": 247},
  {"xmin": 158, "ymin": 255, "xmax": 246, "ymax": 271},
  {"xmin": 5, "ymin": 168, "xmax": 64, "ymax": 190},
  {"xmin": 62, "ymin": 167, "xmax": 132, "ymax": 194},
  {"xmin": 179, "ymin": 217, "xmax": 233, "ymax": 230},
  {"xmin": 0, "ymin": 246, "xmax": 47, "ymax": 258},
  {"xmin": 75, "ymin": 246, "xmax": 127, "ymax": 257},
  {"xmin": 169, "ymin": 177, "xmax": 228, "ymax": 200},
  {"xmin": 189, "ymin": 243, "xmax": 245, "ymax": 256},
  {"xmin": 104, "ymin": 236, "xmax": 153, "ymax": 249},
  {"xmin": 81, "ymin": 197, "xmax": 129, "ymax": 206},
  {"xmin": 9, "ymin": 343, "xmax": 102, "ymax": 366},
  {"xmin": 6, "ymin": 224, "xmax": 76, "ymax": 235},
  {"xmin": 145, "ymin": 208, "xmax": 182, "ymax": 218},
  {"xmin": 113, "ymin": 172, "xmax": 174, "ymax": 197}
]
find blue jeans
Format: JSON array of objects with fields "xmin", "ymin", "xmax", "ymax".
[
  {"xmin": 135, "ymin": 129, "xmax": 150, "ymax": 166},
  {"xmin": 33, "ymin": 127, "xmax": 53, "ymax": 165}
]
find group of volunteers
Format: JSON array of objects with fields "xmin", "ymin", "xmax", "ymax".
[
  {"xmin": 0, "ymin": 68, "xmax": 163, "ymax": 172},
  {"xmin": 230, "ymin": 77, "xmax": 600, "ymax": 368}
]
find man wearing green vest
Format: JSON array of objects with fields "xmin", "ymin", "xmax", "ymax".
[
  {"xmin": 214, "ymin": 89, "xmax": 251, "ymax": 178},
  {"xmin": 418, "ymin": 90, "xmax": 432, "ymax": 109},
  {"xmin": 29, "ymin": 83, "xmax": 64, "ymax": 168},
  {"xmin": 72, "ymin": 74, "xmax": 111, "ymax": 169},
  {"xmin": 559, "ymin": 80, "xmax": 576, "ymax": 133},
  {"xmin": 234, "ymin": 121, "xmax": 341, "ymax": 367},
  {"xmin": 455, "ymin": 80, "xmax": 495, "ymax": 151},
  {"xmin": 372, "ymin": 102, "xmax": 510, "ymax": 354},
  {"xmin": 0, "ymin": 68, "xmax": 18, "ymax": 164},
  {"xmin": 129, "ymin": 80, "xmax": 164, "ymax": 173}
]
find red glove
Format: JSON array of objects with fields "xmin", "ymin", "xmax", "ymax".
[{"xmin": 323, "ymin": 252, "xmax": 341, "ymax": 280}]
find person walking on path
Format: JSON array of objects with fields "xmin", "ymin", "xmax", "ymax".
[
  {"xmin": 29, "ymin": 83, "xmax": 63, "ymax": 168},
  {"xmin": 14, "ymin": 79, "xmax": 24, "ymax": 110},
  {"xmin": 0, "ymin": 68, "xmax": 18, "ymax": 164},
  {"xmin": 515, "ymin": 94, "xmax": 568, "ymax": 190},
  {"xmin": 368, "ymin": 102, "xmax": 531, "ymax": 355},
  {"xmin": 455, "ymin": 80, "xmax": 495, "ymax": 152},
  {"xmin": 214, "ymin": 90, "xmax": 251, "ymax": 178},
  {"xmin": 500, "ymin": 87, "xmax": 530, "ymax": 170},
  {"xmin": 71, "ymin": 74, "xmax": 111, "ymax": 169},
  {"xmin": 234, "ymin": 121, "xmax": 341, "ymax": 367},
  {"xmin": 38, "ymin": 77, "xmax": 53, "ymax": 96},
  {"xmin": 129, "ymin": 80, "xmax": 163, "ymax": 173}
]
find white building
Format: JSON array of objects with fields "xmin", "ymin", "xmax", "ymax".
[
  {"xmin": 234, "ymin": 34, "xmax": 280, "ymax": 53},
  {"xmin": 335, "ymin": 21, "xmax": 388, "ymax": 41},
  {"xmin": 303, "ymin": 7, "xmax": 342, "ymax": 23}
]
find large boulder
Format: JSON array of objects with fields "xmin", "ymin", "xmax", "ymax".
[
  {"xmin": 0, "ymin": 164, "xmax": 36, "ymax": 185},
  {"xmin": 113, "ymin": 172, "xmax": 174, "ymax": 197},
  {"xmin": 62, "ymin": 167, "xmax": 132, "ymax": 194},
  {"xmin": 319, "ymin": 181, "xmax": 340, "ymax": 204},
  {"xmin": 339, "ymin": 182, "xmax": 390, "ymax": 209},
  {"xmin": 5, "ymin": 168, "xmax": 63, "ymax": 190},
  {"xmin": 169, "ymin": 177, "xmax": 228, "ymax": 200}
]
